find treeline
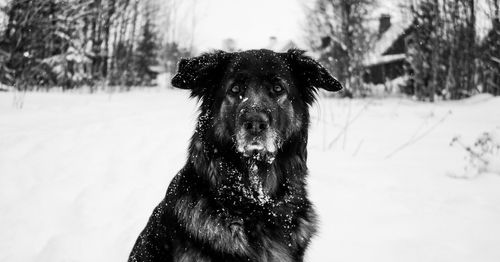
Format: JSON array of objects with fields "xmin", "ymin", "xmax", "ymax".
[
  {"xmin": 406, "ymin": 0, "xmax": 499, "ymax": 100},
  {"xmin": 0, "ymin": 0, "xmax": 189, "ymax": 91},
  {"xmin": 306, "ymin": 0, "xmax": 500, "ymax": 100}
]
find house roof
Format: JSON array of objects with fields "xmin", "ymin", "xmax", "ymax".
[
  {"xmin": 363, "ymin": 18, "xmax": 413, "ymax": 67},
  {"xmin": 366, "ymin": 53, "xmax": 406, "ymax": 66},
  {"xmin": 148, "ymin": 65, "xmax": 165, "ymax": 73},
  {"xmin": 266, "ymin": 38, "xmax": 299, "ymax": 53},
  {"xmin": 279, "ymin": 40, "xmax": 298, "ymax": 52}
]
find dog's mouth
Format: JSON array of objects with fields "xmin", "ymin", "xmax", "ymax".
[{"xmin": 235, "ymin": 130, "xmax": 279, "ymax": 164}]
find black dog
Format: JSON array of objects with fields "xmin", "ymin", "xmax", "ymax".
[{"xmin": 128, "ymin": 49, "xmax": 342, "ymax": 262}]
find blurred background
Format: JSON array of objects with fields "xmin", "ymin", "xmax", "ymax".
[
  {"xmin": 0, "ymin": 0, "xmax": 498, "ymax": 97},
  {"xmin": 0, "ymin": 0, "xmax": 499, "ymax": 262}
]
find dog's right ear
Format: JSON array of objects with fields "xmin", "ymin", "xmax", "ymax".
[
  {"xmin": 172, "ymin": 51, "xmax": 231, "ymax": 98},
  {"xmin": 287, "ymin": 49, "xmax": 343, "ymax": 92}
]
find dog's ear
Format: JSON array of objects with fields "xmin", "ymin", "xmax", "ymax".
[
  {"xmin": 287, "ymin": 49, "xmax": 343, "ymax": 92},
  {"xmin": 172, "ymin": 50, "xmax": 231, "ymax": 97}
]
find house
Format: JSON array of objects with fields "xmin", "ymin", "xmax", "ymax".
[
  {"xmin": 363, "ymin": 14, "xmax": 414, "ymax": 85},
  {"xmin": 278, "ymin": 40, "xmax": 298, "ymax": 52},
  {"xmin": 265, "ymin": 36, "xmax": 298, "ymax": 52}
]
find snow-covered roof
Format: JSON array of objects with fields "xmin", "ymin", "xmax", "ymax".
[
  {"xmin": 363, "ymin": 18, "xmax": 413, "ymax": 67},
  {"xmin": 279, "ymin": 40, "xmax": 298, "ymax": 52},
  {"xmin": 364, "ymin": 53, "xmax": 406, "ymax": 67},
  {"xmin": 148, "ymin": 65, "xmax": 165, "ymax": 73},
  {"xmin": 363, "ymin": 0, "xmax": 493, "ymax": 68},
  {"xmin": 266, "ymin": 38, "xmax": 300, "ymax": 53}
]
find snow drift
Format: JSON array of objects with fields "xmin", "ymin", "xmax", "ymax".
[{"xmin": 0, "ymin": 90, "xmax": 499, "ymax": 262}]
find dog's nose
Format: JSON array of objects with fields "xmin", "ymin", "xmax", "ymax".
[{"xmin": 243, "ymin": 112, "xmax": 269, "ymax": 135}]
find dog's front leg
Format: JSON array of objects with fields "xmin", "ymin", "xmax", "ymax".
[
  {"xmin": 290, "ymin": 214, "xmax": 317, "ymax": 261},
  {"xmin": 174, "ymin": 196, "xmax": 253, "ymax": 257},
  {"xmin": 129, "ymin": 200, "xmax": 171, "ymax": 262}
]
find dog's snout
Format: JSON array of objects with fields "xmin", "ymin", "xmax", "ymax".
[{"xmin": 242, "ymin": 112, "xmax": 269, "ymax": 135}]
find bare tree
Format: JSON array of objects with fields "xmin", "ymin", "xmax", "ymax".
[
  {"xmin": 0, "ymin": 0, "xmax": 163, "ymax": 89},
  {"xmin": 406, "ymin": 0, "xmax": 479, "ymax": 100},
  {"xmin": 305, "ymin": 0, "xmax": 375, "ymax": 96},
  {"xmin": 479, "ymin": 0, "xmax": 500, "ymax": 95}
]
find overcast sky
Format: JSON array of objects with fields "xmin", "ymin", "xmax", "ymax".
[
  {"xmin": 179, "ymin": 0, "xmax": 408, "ymax": 52},
  {"xmin": 188, "ymin": 0, "xmax": 307, "ymax": 52},
  {"xmin": 181, "ymin": 0, "xmax": 492, "ymax": 53}
]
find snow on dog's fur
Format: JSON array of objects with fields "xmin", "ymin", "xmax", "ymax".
[{"xmin": 128, "ymin": 49, "xmax": 342, "ymax": 262}]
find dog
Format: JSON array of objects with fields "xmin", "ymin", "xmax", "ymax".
[{"xmin": 128, "ymin": 49, "xmax": 342, "ymax": 262}]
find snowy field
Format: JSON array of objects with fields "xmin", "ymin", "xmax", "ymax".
[{"xmin": 1, "ymin": 90, "xmax": 500, "ymax": 262}]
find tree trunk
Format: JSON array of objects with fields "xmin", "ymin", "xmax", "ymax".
[{"xmin": 103, "ymin": 0, "xmax": 116, "ymax": 78}]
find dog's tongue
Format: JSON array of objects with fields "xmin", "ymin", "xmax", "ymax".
[
  {"xmin": 245, "ymin": 143, "xmax": 265, "ymax": 152},
  {"xmin": 243, "ymin": 143, "xmax": 275, "ymax": 164}
]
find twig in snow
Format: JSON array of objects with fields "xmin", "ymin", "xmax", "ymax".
[
  {"xmin": 327, "ymin": 100, "xmax": 372, "ymax": 150},
  {"xmin": 12, "ymin": 89, "xmax": 26, "ymax": 109},
  {"xmin": 342, "ymin": 99, "xmax": 352, "ymax": 150},
  {"xmin": 385, "ymin": 110, "xmax": 452, "ymax": 159},
  {"xmin": 448, "ymin": 132, "xmax": 500, "ymax": 179},
  {"xmin": 450, "ymin": 137, "xmax": 489, "ymax": 165},
  {"xmin": 407, "ymin": 111, "xmax": 435, "ymax": 141},
  {"xmin": 352, "ymin": 139, "xmax": 364, "ymax": 157}
]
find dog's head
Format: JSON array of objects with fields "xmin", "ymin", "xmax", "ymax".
[{"xmin": 172, "ymin": 49, "xmax": 342, "ymax": 164}]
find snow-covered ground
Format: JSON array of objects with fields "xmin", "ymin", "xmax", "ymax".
[{"xmin": 1, "ymin": 90, "xmax": 499, "ymax": 262}]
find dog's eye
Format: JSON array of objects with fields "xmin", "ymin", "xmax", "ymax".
[
  {"xmin": 272, "ymin": 85, "xmax": 284, "ymax": 94},
  {"xmin": 230, "ymin": 85, "xmax": 241, "ymax": 94}
]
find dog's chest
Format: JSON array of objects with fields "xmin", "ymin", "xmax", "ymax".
[{"xmin": 248, "ymin": 223, "xmax": 296, "ymax": 262}]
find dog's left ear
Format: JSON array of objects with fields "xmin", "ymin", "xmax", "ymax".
[
  {"xmin": 287, "ymin": 49, "xmax": 343, "ymax": 92},
  {"xmin": 172, "ymin": 50, "xmax": 231, "ymax": 97}
]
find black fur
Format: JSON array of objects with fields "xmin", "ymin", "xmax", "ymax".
[{"xmin": 128, "ymin": 49, "xmax": 342, "ymax": 262}]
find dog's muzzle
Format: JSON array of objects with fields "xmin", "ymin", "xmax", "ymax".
[
  {"xmin": 242, "ymin": 111, "xmax": 269, "ymax": 136},
  {"xmin": 236, "ymin": 110, "xmax": 278, "ymax": 163}
]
